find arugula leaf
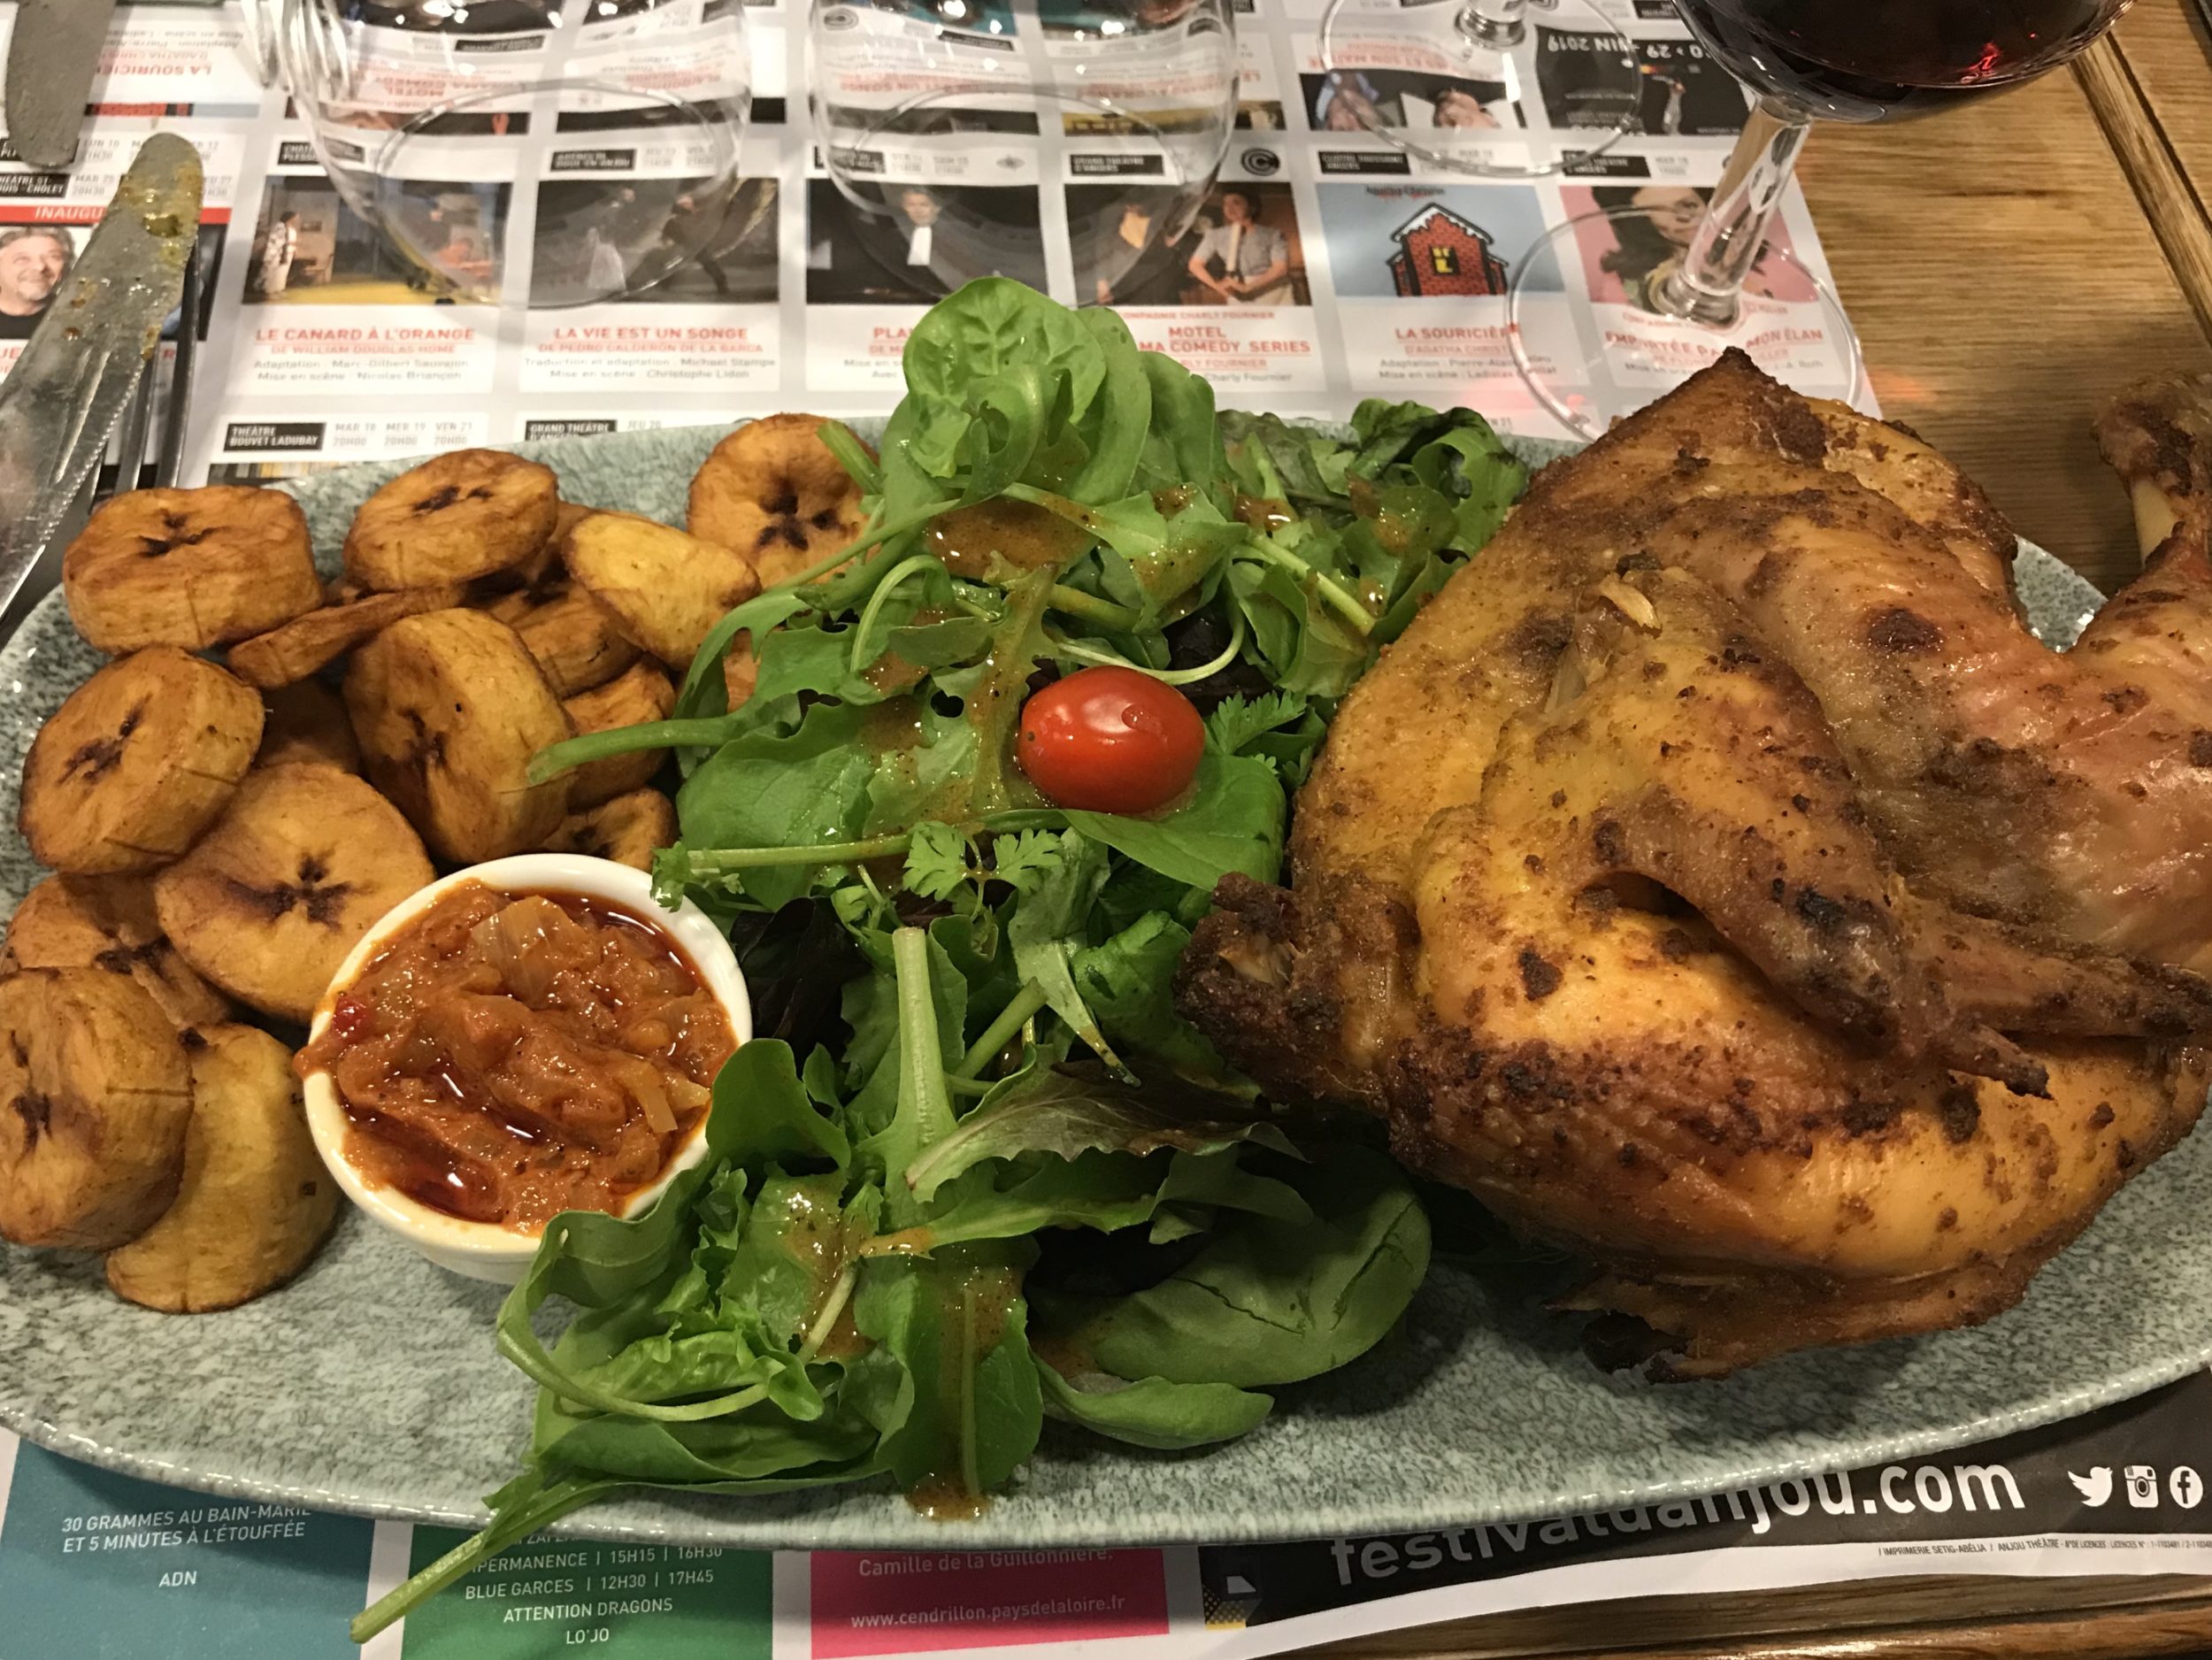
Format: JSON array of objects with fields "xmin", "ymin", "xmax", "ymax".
[
  {"xmin": 856, "ymin": 928, "xmax": 965, "ymax": 1228},
  {"xmin": 1033, "ymin": 1146, "xmax": 1430, "ymax": 1387},
  {"xmin": 1066, "ymin": 750, "xmax": 1286, "ymax": 889},
  {"xmin": 1001, "ymin": 829, "xmax": 1123, "ymax": 1074},
  {"xmin": 1070, "ymin": 914, "xmax": 1253, "ymax": 1094},
  {"xmin": 906, "ymin": 1065, "xmax": 1293, "ymax": 1203},
  {"xmin": 1409, "ymin": 417, "xmax": 1525, "ymax": 550},
  {"xmin": 1034, "ymin": 1358, "xmax": 1271, "ymax": 1450}
]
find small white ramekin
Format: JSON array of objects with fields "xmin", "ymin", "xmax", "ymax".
[{"xmin": 301, "ymin": 853, "xmax": 750, "ymax": 1284}]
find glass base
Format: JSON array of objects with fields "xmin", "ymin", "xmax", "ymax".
[
  {"xmin": 821, "ymin": 88, "xmax": 1221, "ymax": 304},
  {"xmin": 1314, "ymin": 0, "xmax": 1635, "ymax": 181},
  {"xmin": 1506, "ymin": 204, "xmax": 1864, "ymax": 442},
  {"xmin": 357, "ymin": 82, "xmax": 743, "ymax": 307}
]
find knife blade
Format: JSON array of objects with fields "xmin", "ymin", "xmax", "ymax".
[
  {"xmin": 5, "ymin": 0, "xmax": 119, "ymax": 170},
  {"xmin": 0, "ymin": 132, "xmax": 202, "ymax": 625}
]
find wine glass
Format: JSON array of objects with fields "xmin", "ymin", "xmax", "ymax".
[
  {"xmin": 1507, "ymin": 0, "xmax": 2133, "ymax": 438},
  {"xmin": 274, "ymin": 0, "xmax": 750, "ymax": 305},
  {"xmin": 1311, "ymin": 0, "xmax": 1640, "ymax": 179},
  {"xmin": 808, "ymin": 0, "xmax": 1237, "ymax": 304}
]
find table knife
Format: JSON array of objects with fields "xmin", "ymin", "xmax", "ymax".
[
  {"xmin": 0, "ymin": 132, "xmax": 202, "ymax": 625},
  {"xmin": 5, "ymin": 0, "xmax": 120, "ymax": 169}
]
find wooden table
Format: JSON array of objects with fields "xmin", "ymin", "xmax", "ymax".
[{"xmin": 1296, "ymin": 5, "xmax": 2212, "ymax": 1656}]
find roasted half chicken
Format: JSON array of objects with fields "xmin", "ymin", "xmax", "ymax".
[{"xmin": 1179, "ymin": 350, "xmax": 2212, "ymax": 1377}]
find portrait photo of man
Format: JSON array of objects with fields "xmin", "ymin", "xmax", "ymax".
[{"xmin": 0, "ymin": 226, "xmax": 74, "ymax": 340}]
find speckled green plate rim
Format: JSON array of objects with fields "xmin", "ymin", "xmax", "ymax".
[{"xmin": 0, "ymin": 424, "xmax": 2197, "ymax": 1552}]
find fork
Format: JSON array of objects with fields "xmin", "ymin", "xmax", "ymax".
[{"xmin": 0, "ymin": 241, "xmax": 204, "ymax": 646}]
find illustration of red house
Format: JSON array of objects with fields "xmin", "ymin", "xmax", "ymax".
[{"xmin": 1387, "ymin": 203, "xmax": 1509, "ymax": 297}]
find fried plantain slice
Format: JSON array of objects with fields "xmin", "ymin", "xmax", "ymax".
[
  {"xmin": 688, "ymin": 414, "xmax": 872, "ymax": 587},
  {"xmin": 153, "ymin": 763, "xmax": 434, "ymax": 1025},
  {"xmin": 2, "ymin": 873, "xmax": 230, "ymax": 1031},
  {"xmin": 227, "ymin": 584, "xmax": 466, "ymax": 688},
  {"xmin": 257, "ymin": 680, "xmax": 362, "ymax": 774},
  {"xmin": 342, "ymin": 449, "xmax": 559, "ymax": 591},
  {"xmin": 105, "ymin": 1024, "xmax": 338, "ymax": 1312},
  {"xmin": 0, "ymin": 968, "xmax": 193, "ymax": 1249},
  {"xmin": 563, "ymin": 514, "xmax": 760, "ymax": 667},
  {"xmin": 546, "ymin": 788, "xmax": 677, "ymax": 872},
  {"xmin": 63, "ymin": 486, "xmax": 323, "ymax": 654},
  {"xmin": 19, "ymin": 648, "xmax": 264, "ymax": 875},
  {"xmin": 345, "ymin": 609, "xmax": 574, "ymax": 863},
  {"xmin": 561, "ymin": 661, "xmax": 675, "ymax": 807},
  {"xmin": 511, "ymin": 588, "xmax": 640, "ymax": 696}
]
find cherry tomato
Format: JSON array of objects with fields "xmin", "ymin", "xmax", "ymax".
[{"xmin": 1016, "ymin": 666, "xmax": 1204, "ymax": 815}]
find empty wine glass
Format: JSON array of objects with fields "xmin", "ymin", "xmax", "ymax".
[
  {"xmin": 274, "ymin": 0, "xmax": 750, "ymax": 305},
  {"xmin": 1312, "ymin": 0, "xmax": 1638, "ymax": 179},
  {"xmin": 809, "ymin": 0, "xmax": 1237, "ymax": 304}
]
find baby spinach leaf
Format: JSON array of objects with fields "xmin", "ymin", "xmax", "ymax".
[
  {"xmin": 533, "ymin": 1392, "xmax": 881, "ymax": 1485},
  {"xmin": 1137, "ymin": 349, "xmax": 1225, "ymax": 492},
  {"xmin": 1034, "ymin": 1359, "xmax": 1271, "ymax": 1450},
  {"xmin": 904, "ymin": 278, "xmax": 1105, "ymax": 426},
  {"xmin": 1034, "ymin": 1146, "xmax": 1430, "ymax": 1387},
  {"xmin": 911, "ymin": 1145, "xmax": 1305, "ymax": 1253},
  {"xmin": 1064, "ymin": 306, "xmax": 1152, "ymax": 505},
  {"xmin": 856, "ymin": 1243, "xmax": 1042, "ymax": 1503},
  {"xmin": 722, "ymin": 1172, "xmax": 855, "ymax": 1349},
  {"xmin": 677, "ymin": 703, "xmax": 877, "ymax": 909},
  {"xmin": 716, "ymin": 1038, "xmax": 852, "ymax": 1173},
  {"xmin": 1065, "ymin": 750, "xmax": 1286, "ymax": 889}
]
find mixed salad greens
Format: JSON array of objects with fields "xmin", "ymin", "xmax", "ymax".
[{"xmin": 355, "ymin": 280, "xmax": 1527, "ymax": 1640}]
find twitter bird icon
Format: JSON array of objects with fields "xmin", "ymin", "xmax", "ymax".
[{"xmin": 2070, "ymin": 1467, "xmax": 2114, "ymax": 1507}]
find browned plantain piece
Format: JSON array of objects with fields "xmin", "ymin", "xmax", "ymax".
[
  {"xmin": 564, "ymin": 514, "xmax": 759, "ymax": 667},
  {"xmin": 227, "ymin": 585, "xmax": 466, "ymax": 688},
  {"xmin": 63, "ymin": 486, "xmax": 322, "ymax": 653},
  {"xmin": 2, "ymin": 873, "xmax": 230, "ymax": 1031},
  {"xmin": 561, "ymin": 661, "xmax": 674, "ymax": 807},
  {"xmin": 512, "ymin": 588, "xmax": 640, "ymax": 696},
  {"xmin": 344, "ymin": 609, "xmax": 573, "ymax": 863},
  {"xmin": 105, "ymin": 1024, "xmax": 338, "ymax": 1311},
  {"xmin": 546, "ymin": 788, "xmax": 677, "ymax": 872},
  {"xmin": 257, "ymin": 680, "xmax": 362, "ymax": 774},
  {"xmin": 689, "ymin": 414, "xmax": 871, "ymax": 587},
  {"xmin": 19, "ymin": 647, "xmax": 263, "ymax": 874},
  {"xmin": 153, "ymin": 763, "xmax": 434, "ymax": 1024},
  {"xmin": 0, "ymin": 968, "xmax": 193, "ymax": 1249},
  {"xmin": 342, "ymin": 449, "xmax": 559, "ymax": 591}
]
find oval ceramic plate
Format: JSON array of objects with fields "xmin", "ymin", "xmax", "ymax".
[{"xmin": 0, "ymin": 426, "xmax": 2196, "ymax": 1551}]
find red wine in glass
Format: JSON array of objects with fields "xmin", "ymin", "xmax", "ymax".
[{"xmin": 1673, "ymin": 0, "xmax": 2134, "ymax": 122}]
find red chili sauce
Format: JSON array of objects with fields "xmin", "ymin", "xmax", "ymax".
[{"xmin": 300, "ymin": 883, "xmax": 733, "ymax": 1230}]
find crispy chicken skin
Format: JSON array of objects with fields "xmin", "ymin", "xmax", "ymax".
[{"xmin": 1179, "ymin": 350, "xmax": 2212, "ymax": 1376}]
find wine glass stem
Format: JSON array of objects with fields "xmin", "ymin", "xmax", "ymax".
[
  {"xmin": 1656, "ymin": 96, "xmax": 1813, "ymax": 328},
  {"xmin": 1455, "ymin": 0, "xmax": 1525, "ymax": 51}
]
